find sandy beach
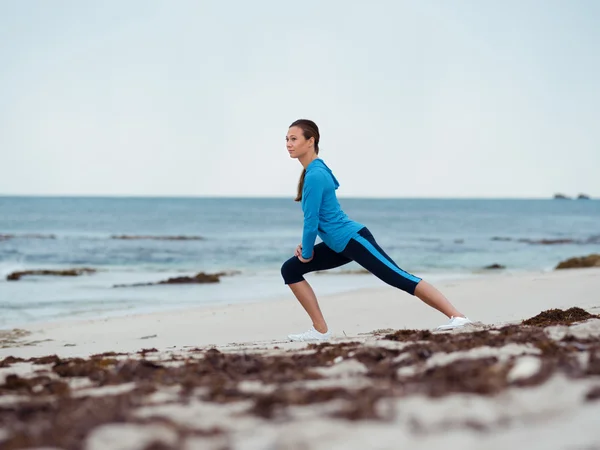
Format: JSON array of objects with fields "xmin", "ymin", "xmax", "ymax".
[{"xmin": 1, "ymin": 268, "xmax": 600, "ymax": 449}]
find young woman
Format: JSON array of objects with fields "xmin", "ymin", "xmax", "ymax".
[{"xmin": 281, "ymin": 119, "xmax": 472, "ymax": 342}]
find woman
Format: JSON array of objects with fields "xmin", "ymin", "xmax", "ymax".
[{"xmin": 281, "ymin": 119, "xmax": 472, "ymax": 342}]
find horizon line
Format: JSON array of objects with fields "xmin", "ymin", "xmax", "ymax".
[{"xmin": 0, "ymin": 193, "xmax": 595, "ymax": 200}]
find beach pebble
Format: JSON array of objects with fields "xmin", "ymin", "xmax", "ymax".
[{"xmin": 507, "ymin": 356, "xmax": 542, "ymax": 382}]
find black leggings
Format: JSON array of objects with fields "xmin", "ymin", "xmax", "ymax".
[{"xmin": 280, "ymin": 227, "xmax": 422, "ymax": 295}]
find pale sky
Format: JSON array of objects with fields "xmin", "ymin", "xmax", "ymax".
[{"xmin": 1, "ymin": 0, "xmax": 598, "ymax": 198}]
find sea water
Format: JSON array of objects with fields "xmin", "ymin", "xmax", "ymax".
[{"xmin": 1, "ymin": 196, "xmax": 599, "ymax": 328}]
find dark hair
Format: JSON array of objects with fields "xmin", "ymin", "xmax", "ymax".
[{"xmin": 290, "ymin": 119, "xmax": 320, "ymax": 202}]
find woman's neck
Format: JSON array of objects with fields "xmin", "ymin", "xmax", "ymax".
[{"xmin": 299, "ymin": 152, "xmax": 318, "ymax": 169}]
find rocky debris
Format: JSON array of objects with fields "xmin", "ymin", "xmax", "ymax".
[
  {"xmin": 113, "ymin": 271, "xmax": 240, "ymax": 288},
  {"xmin": 113, "ymin": 272, "xmax": 223, "ymax": 287},
  {"xmin": 0, "ymin": 356, "xmax": 26, "ymax": 368},
  {"xmin": 484, "ymin": 264, "xmax": 506, "ymax": 270},
  {"xmin": 555, "ymin": 254, "xmax": 600, "ymax": 269},
  {"xmin": 2, "ymin": 374, "xmax": 70, "ymax": 396},
  {"xmin": 521, "ymin": 238, "xmax": 577, "ymax": 245},
  {"xmin": 490, "ymin": 236, "xmax": 600, "ymax": 245},
  {"xmin": 0, "ymin": 386, "xmax": 224, "ymax": 450},
  {"xmin": 554, "ymin": 193, "xmax": 570, "ymax": 200},
  {"xmin": 111, "ymin": 235, "xmax": 205, "ymax": 241},
  {"xmin": 214, "ymin": 270, "xmax": 242, "ymax": 277},
  {"xmin": 586, "ymin": 386, "xmax": 600, "ymax": 402},
  {"xmin": 518, "ymin": 237, "xmax": 600, "ymax": 245},
  {"xmin": 30, "ymin": 355, "xmax": 61, "ymax": 365},
  {"xmin": 587, "ymin": 349, "xmax": 600, "ymax": 375},
  {"xmin": 6, "ymin": 268, "xmax": 97, "ymax": 281},
  {"xmin": 0, "ymin": 233, "xmax": 56, "ymax": 241},
  {"xmin": 577, "ymin": 194, "xmax": 591, "ymax": 200},
  {"xmin": 0, "ymin": 329, "xmax": 31, "ymax": 349},
  {"xmin": 381, "ymin": 329, "xmax": 433, "ymax": 342},
  {"xmin": 0, "ymin": 310, "xmax": 599, "ymax": 448},
  {"xmin": 156, "ymin": 273, "xmax": 220, "ymax": 285},
  {"xmin": 522, "ymin": 307, "xmax": 598, "ymax": 326},
  {"xmin": 404, "ymin": 357, "xmax": 511, "ymax": 397}
]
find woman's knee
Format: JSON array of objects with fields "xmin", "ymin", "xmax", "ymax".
[{"xmin": 281, "ymin": 257, "xmax": 305, "ymax": 285}]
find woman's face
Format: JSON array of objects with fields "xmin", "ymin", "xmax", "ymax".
[{"xmin": 286, "ymin": 126, "xmax": 314, "ymax": 159}]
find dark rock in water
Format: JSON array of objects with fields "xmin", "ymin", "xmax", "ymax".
[
  {"xmin": 554, "ymin": 193, "xmax": 571, "ymax": 200},
  {"xmin": 555, "ymin": 254, "xmax": 600, "ymax": 269},
  {"xmin": 7, "ymin": 268, "xmax": 97, "ymax": 281},
  {"xmin": 23, "ymin": 233, "xmax": 56, "ymax": 239},
  {"xmin": 484, "ymin": 264, "xmax": 506, "ymax": 270},
  {"xmin": 0, "ymin": 233, "xmax": 56, "ymax": 241},
  {"xmin": 519, "ymin": 238, "xmax": 576, "ymax": 245},
  {"xmin": 159, "ymin": 273, "xmax": 220, "ymax": 284},
  {"xmin": 577, "ymin": 194, "xmax": 591, "ymax": 200},
  {"xmin": 214, "ymin": 270, "xmax": 242, "ymax": 277},
  {"xmin": 494, "ymin": 235, "xmax": 600, "ymax": 245},
  {"xmin": 111, "ymin": 235, "xmax": 205, "ymax": 241},
  {"xmin": 522, "ymin": 307, "xmax": 598, "ymax": 326},
  {"xmin": 114, "ymin": 272, "xmax": 221, "ymax": 287}
]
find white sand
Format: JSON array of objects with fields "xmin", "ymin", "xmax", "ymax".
[
  {"xmin": 1, "ymin": 267, "xmax": 599, "ymax": 359},
  {"xmin": 1, "ymin": 268, "xmax": 599, "ymax": 450}
]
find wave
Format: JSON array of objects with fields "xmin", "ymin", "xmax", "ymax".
[{"xmin": 0, "ymin": 233, "xmax": 206, "ymax": 241}]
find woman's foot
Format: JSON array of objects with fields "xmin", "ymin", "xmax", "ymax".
[
  {"xmin": 436, "ymin": 316, "xmax": 473, "ymax": 330},
  {"xmin": 288, "ymin": 326, "xmax": 331, "ymax": 342}
]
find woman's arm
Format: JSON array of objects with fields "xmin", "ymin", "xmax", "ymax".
[{"xmin": 300, "ymin": 171, "xmax": 326, "ymax": 260}]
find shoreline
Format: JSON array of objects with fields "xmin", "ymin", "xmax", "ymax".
[
  {"xmin": 0, "ymin": 267, "xmax": 502, "ymax": 331},
  {"xmin": 0, "ymin": 267, "xmax": 526, "ymax": 332},
  {"xmin": 2, "ymin": 267, "xmax": 599, "ymax": 359}
]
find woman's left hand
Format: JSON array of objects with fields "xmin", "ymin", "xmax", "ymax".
[{"xmin": 298, "ymin": 252, "xmax": 314, "ymax": 263}]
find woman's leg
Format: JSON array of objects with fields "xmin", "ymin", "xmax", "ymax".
[
  {"xmin": 343, "ymin": 228, "xmax": 466, "ymax": 319},
  {"xmin": 413, "ymin": 280, "xmax": 464, "ymax": 318},
  {"xmin": 281, "ymin": 242, "xmax": 351, "ymax": 333},
  {"xmin": 288, "ymin": 282, "xmax": 327, "ymax": 333}
]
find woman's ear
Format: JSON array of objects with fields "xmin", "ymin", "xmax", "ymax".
[{"xmin": 309, "ymin": 137, "xmax": 315, "ymax": 148}]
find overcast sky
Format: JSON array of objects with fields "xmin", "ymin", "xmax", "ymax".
[{"xmin": 1, "ymin": 0, "xmax": 598, "ymax": 198}]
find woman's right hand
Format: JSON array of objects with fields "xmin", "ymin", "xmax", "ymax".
[{"xmin": 294, "ymin": 244, "xmax": 302, "ymax": 258}]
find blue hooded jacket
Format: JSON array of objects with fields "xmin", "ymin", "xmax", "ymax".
[{"xmin": 300, "ymin": 159, "xmax": 364, "ymax": 259}]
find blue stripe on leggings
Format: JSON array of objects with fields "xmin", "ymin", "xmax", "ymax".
[{"xmin": 352, "ymin": 235, "xmax": 421, "ymax": 284}]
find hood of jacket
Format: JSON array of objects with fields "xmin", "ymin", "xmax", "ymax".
[{"xmin": 306, "ymin": 158, "xmax": 339, "ymax": 190}]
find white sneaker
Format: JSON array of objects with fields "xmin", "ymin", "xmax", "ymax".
[
  {"xmin": 436, "ymin": 316, "xmax": 472, "ymax": 331},
  {"xmin": 288, "ymin": 326, "xmax": 331, "ymax": 342}
]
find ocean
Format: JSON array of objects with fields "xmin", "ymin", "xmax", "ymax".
[{"xmin": 1, "ymin": 196, "xmax": 599, "ymax": 329}]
